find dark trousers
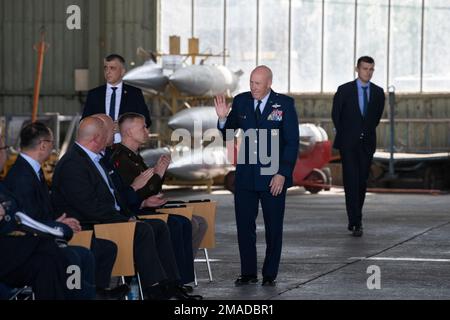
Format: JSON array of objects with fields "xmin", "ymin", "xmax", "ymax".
[
  {"xmin": 134, "ymin": 220, "xmax": 180, "ymax": 288},
  {"xmin": 61, "ymin": 245, "xmax": 96, "ymax": 299},
  {"xmin": 90, "ymin": 238, "xmax": 117, "ymax": 289},
  {"xmin": 167, "ymin": 215, "xmax": 194, "ymax": 284},
  {"xmin": 340, "ymin": 143, "xmax": 373, "ymax": 228},
  {"xmin": 2, "ymin": 239, "xmax": 68, "ymax": 300},
  {"xmin": 234, "ymin": 188, "xmax": 286, "ymax": 279}
]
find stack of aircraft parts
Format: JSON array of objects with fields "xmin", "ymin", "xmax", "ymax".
[
  {"xmin": 122, "ymin": 60, "xmax": 169, "ymax": 93},
  {"xmin": 123, "ymin": 59, "xmax": 242, "ymax": 97},
  {"xmin": 370, "ymin": 151, "xmax": 450, "ymax": 190}
]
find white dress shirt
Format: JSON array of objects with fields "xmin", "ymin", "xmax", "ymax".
[{"xmin": 105, "ymin": 82, "xmax": 123, "ymax": 143}]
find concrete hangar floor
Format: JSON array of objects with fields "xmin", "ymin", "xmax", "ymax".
[{"xmin": 166, "ymin": 186, "xmax": 450, "ymax": 300}]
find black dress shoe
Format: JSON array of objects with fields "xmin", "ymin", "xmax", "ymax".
[
  {"xmin": 262, "ymin": 277, "xmax": 277, "ymax": 286},
  {"xmin": 144, "ymin": 284, "xmax": 170, "ymax": 300},
  {"xmin": 182, "ymin": 285, "xmax": 194, "ymax": 293},
  {"xmin": 96, "ymin": 284, "xmax": 130, "ymax": 300},
  {"xmin": 352, "ymin": 226, "xmax": 363, "ymax": 237},
  {"xmin": 172, "ymin": 286, "xmax": 203, "ymax": 300},
  {"xmin": 235, "ymin": 275, "xmax": 258, "ymax": 286}
]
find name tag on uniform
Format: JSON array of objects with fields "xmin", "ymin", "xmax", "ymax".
[{"xmin": 267, "ymin": 109, "xmax": 283, "ymax": 121}]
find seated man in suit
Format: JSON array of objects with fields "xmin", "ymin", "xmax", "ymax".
[
  {"xmin": 82, "ymin": 53, "xmax": 151, "ymax": 143},
  {"xmin": 51, "ymin": 117, "xmax": 200, "ymax": 300},
  {"xmin": 94, "ymin": 113, "xmax": 200, "ymax": 291},
  {"xmin": 4, "ymin": 122, "xmax": 128, "ymax": 300},
  {"xmin": 0, "ymin": 136, "xmax": 93, "ymax": 300},
  {"xmin": 111, "ymin": 112, "xmax": 208, "ymax": 263}
]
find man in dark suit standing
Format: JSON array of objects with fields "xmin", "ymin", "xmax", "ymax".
[
  {"xmin": 332, "ymin": 56, "xmax": 385, "ymax": 237},
  {"xmin": 215, "ymin": 65, "xmax": 299, "ymax": 286},
  {"xmin": 82, "ymin": 53, "xmax": 151, "ymax": 143}
]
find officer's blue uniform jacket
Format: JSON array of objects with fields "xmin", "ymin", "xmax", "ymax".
[{"xmin": 219, "ymin": 90, "xmax": 299, "ymax": 191}]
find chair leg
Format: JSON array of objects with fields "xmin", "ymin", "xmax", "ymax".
[
  {"xmin": 121, "ymin": 276, "xmax": 129, "ymax": 300},
  {"xmin": 193, "ymin": 266, "xmax": 198, "ymax": 287},
  {"xmin": 204, "ymin": 248, "xmax": 213, "ymax": 282},
  {"xmin": 10, "ymin": 286, "xmax": 34, "ymax": 300},
  {"xmin": 136, "ymin": 273, "xmax": 144, "ymax": 300}
]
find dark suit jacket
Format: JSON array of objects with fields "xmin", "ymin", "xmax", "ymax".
[
  {"xmin": 3, "ymin": 155, "xmax": 73, "ymax": 239},
  {"xmin": 0, "ymin": 183, "xmax": 21, "ymax": 236},
  {"xmin": 99, "ymin": 151, "xmax": 144, "ymax": 215},
  {"xmin": 331, "ymin": 80, "xmax": 385, "ymax": 154},
  {"xmin": 0, "ymin": 183, "xmax": 18, "ymax": 236},
  {"xmin": 82, "ymin": 83, "xmax": 152, "ymax": 127},
  {"xmin": 0, "ymin": 182, "xmax": 54, "ymax": 279},
  {"xmin": 51, "ymin": 143, "xmax": 131, "ymax": 225},
  {"xmin": 4, "ymin": 155, "xmax": 54, "ymax": 221},
  {"xmin": 218, "ymin": 90, "xmax": 299, "ymax": 191}
]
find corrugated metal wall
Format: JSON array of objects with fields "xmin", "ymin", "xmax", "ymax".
[
  {"xmin": 0, "ymin": 0, "xmax": 158, "ymax": 117},
  {"xmin": 293, "ymin": 93, "xmax": 450, "ymax": 153},
  {"xmin": 1, "ymin": 0, "xmax": 88, "ymax": 116},
  {"xmin": 1, "ymin": 0, "xmax": 449, "ymax": 152}
]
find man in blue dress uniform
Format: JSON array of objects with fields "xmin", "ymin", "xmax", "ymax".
[{"xmin": 215, "ymin": 65, "xmax": 299, "ymax": 286}]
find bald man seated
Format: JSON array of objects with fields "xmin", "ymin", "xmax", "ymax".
[{"xmin": 51, "ymin": 116, "xmax": 201, "ymax": 300}]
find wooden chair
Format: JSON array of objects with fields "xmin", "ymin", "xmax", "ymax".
[
  {"xmin": 94, "ymin": 222, "xmax": 143, "ymax": 300},
  {"xmin": 68, "ymin": 230, "xmax": 93, "ymax": 249},
  {"xmin": 184, "ymin": 200, "xmax": 217, "ymax": 284},
  {"xmin": 185, "ymin": 201, "xmax": 216, "ymax": 249},
  {"xmin": 137, "ymin": 213, "xmax": 169, "ymax": 222},
  {"xmin": 156, "ymin": 206, "xmax": 193, "ymax": 221}
]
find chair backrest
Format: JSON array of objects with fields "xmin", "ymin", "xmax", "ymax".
[
  {"xmin": 185, "ymin": 201, "xmax": 217, "ymax": 248},
  {"xmin": 68, "ymin": 230, "xmax": 93, "ymax": 249},
  {"xmin": 156, "ymin": 206, "xmax": 194, "ymax": 221},
  {"xmin": 138, "ymin": 213, "xmax": 169, "ymax": 223},
  {"xmin": 94, "ymin": 222, "xmax": 136, "ymax": 277}
]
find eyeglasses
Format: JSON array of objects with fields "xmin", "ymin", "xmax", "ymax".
[
  {"xmin": 0, "ymin": 145, "xmax": 10, "ymax": 150},
  {"xmin": 40, "ymin": 139, "xmax": 54, "ymax": 144}
]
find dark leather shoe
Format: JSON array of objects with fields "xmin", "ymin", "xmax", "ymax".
[
  {"xmin": 352, "ymin": 226, "xmax": 363, "ymax": 237},
  {"xmin": 262, "ymin": 277, "xmax": 277, "ymax": 286},
  {"xmin": 96, "ymin": 284, "xmax": 130, "ymax": 300},
  {"xmin": 182, "ymin": 285, "xmax": 194, "ymax": 293},
  {"xmin": 144, "ymin": 284, "xmax": 170, "ymax": 300},
  {"xmin": 235, "ymin": 275, "xmax": 258, "ymax": 286},
  {"xmin": 173, "ymin": 286, "xmax": 203, "ymax": 300}
]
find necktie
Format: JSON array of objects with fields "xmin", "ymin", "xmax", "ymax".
[
  {"xmin": 362, "ymin": 86, "xmax": 368, "ymax": 117},
  {"xmin": 99, "ymin": 159, "xmax": 116, "ymax": 192},
  {"xmin": 255, "ymin": 100, "xmax": 262, "ymax": 122},
  {"xmin": 38, "ymin": 168, "xmax": 53, "ymax": 218},
  {"xmin": 38, "ymin": 169, "xmax": 46, "ymax": 187},
  {"xmin": 99, "ymin": 158, "xmax": 123, "ymax": 210},
  {"xmin": 109, "ymin": 87, "xmax": 118, "ymax": 120}
]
